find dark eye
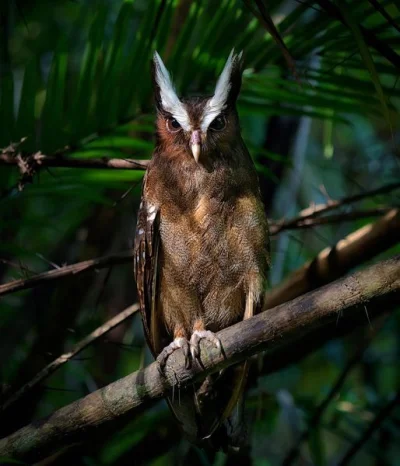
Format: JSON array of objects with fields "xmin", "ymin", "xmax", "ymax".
[
  {"xmin": 209, "ymin": 115, "xmax": 226, "ymax": 131},
  {"xmin": 166, "ymin": 118, "xmax": 181, "ymax": 132}
]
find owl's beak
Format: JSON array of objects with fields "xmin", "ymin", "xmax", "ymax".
[{"xmin": 190, "ymin": 130, "xmax": 201, "ymax": 162}]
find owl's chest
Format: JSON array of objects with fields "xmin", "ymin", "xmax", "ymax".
[{"xmin": 159, "ymin": 192, "xmax": 266, "ymax": 279}]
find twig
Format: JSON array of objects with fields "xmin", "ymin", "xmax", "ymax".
[
  {"xmin": 271, "ymin": 182, "xmax": 400, "ymax": 235},
  {"xmin": 0, "ymin": 250, "xmax": 133, "ymax": 297},
  {"xmin": 338, "ymin": 390, "xmax": 400, "ymax": 465},
  {"xmin": 0, "ymin": 151, "xmax": 149, "ymax": 171},
  {"xmin": 0, "ymin": 256, "xmax": 398, "ymax": 463},
  {"xmin": 269, "ymin": 206, "xmax": 395, "ymax": 234},
  {"xmin": 243, "ymin": 0, "xmax": 298, "ymax": 78},
  {"xmin": 0, "ymin": 304, "xmax": 139, "ymax": 412}
]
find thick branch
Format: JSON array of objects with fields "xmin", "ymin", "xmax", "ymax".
[
  {"xmin": 0, "ymin": 256, "xmax": 398, "ymax": 463},
  {"xmin": 265, "ymin": 209, "xmax": 400, "ymax": 309}
]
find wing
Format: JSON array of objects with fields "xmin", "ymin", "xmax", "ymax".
[{"xmin": 133, "ymin": 175, "xmax": 161, "ymax": 357}]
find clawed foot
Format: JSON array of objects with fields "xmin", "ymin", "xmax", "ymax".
[
  {"xmin": 190, "ymin": 330, "xmax": 222, "ymax": 361},
  {"xmin": 157, "ymin": 331, "xmax": 222, "ymax": 374},
  {"xmin": 157, "ymin": 337, "xmax": 191, "ymax": 373}
]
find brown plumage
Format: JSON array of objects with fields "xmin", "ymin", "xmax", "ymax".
[{"xmin": 133, "ymin": 50, "xmax": 270, "ymax": 450}]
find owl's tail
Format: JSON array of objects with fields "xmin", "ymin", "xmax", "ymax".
[{"xmin": 167, "ymin": 361, "xmax": 249, "ymax": 452}]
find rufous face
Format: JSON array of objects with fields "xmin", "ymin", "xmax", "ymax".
[{"xmin": 153, "ymin": 51, "xmax": 243, "ymax": 163}]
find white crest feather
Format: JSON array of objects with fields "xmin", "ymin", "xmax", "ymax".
[
  {"xmin": 201, "ymin": 49, "xmax": 242, "ymax": 131},
  {"xmin": 153, "ymin": 52, "xmax": 190, "ymax": 131}
]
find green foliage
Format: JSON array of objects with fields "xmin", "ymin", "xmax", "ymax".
[{"xmin": 0, "ymin": 0, "xmax": 399, "ymax": 465}]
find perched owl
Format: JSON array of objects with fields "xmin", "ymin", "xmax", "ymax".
[{"xmin": 134, "ymin": 50, "xmax": 270, "ymax": 450}]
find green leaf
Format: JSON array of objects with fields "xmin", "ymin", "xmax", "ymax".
[
  {"xmin": 97, "ymin": 2, "xmax": 135, "ymax": 131},
  {"xmin": 40, "ymin": 37, "xmax": 69, "ymax": 152},
  {"xmin": 15, "ymin": 58, "xmax": 42, "ymax": 152},
  {"xmin": 0, "ymin": 70, "xmax": 15, "ymax": 146},
  {"xmin": 336, "ymin": 0, "xmax": 394, "ymax": 135},
  {"xmin": 0, "ymin": 457, "xmax": 27, "ymax": 465},
  {"xmin": 70, "ymin": 7, "xmax": 108, "ymax": 142}
]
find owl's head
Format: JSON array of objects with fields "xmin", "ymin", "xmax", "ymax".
[{"xmin": 152, "ymin": 50, "xmax": 243, "ymax": 164}]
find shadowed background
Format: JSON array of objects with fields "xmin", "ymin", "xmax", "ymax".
[{"xmin": 0, "ymin": 1, "xmax": 399, "ymax": 465}]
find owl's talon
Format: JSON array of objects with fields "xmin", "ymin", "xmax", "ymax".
[
  {"xmin": 190, "ymin": 330, "xmax": 222, "ymax": 361},
  {"xmin": 157, "ymin": 337, "xmax": 191, "ymax": 373}
]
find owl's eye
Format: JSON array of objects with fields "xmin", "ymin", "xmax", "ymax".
[
  {"xmin": 209, "ymin": 115, "xmax": 226, "ymax": 131},
  {"xmin": 166, "ymin": 118, "xmax": 181, "ymax": 132}
]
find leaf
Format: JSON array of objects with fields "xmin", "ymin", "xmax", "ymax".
[
  {"xmin": 96, "ymin": 2, "xmax": 135, "ymax": 131},
  {"xmin": 0, "ymin": 457, "xmax": 27, "ymax": 465},
  {"xmin": 335, "ymin": 0, "xmax": 394, "ymax": 134},
  {"xmin": 70, "ymin": 7, "xmax": 108, "ymax": 143},
  {"xmin": 15, "ymin": 58, "xmax": 42, "ymax": 152},
  {"xmin": 40, "ymin": 36, "xmax": 69, "ymax": 152},
  {"xmin": 0, "ymin": 70, "xmax": 15, "ymax": 146}
]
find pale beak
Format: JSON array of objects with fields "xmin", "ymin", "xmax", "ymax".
[{"xmin": 190, "ymin": 130, "xmax": 201, "ymax": 162}]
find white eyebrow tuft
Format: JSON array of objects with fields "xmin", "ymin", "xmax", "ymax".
[
  {"xmin": 153, "ymin": 52, "xmax": 191, "ymax": 131},
  {"xmin": 200, "ymin": 49, "xmax": 242, "ymax": 132}
]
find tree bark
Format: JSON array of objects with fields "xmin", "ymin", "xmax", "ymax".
[{"xmin": 0, "ymin": 256, "xmax": 399, "ymax": 463}]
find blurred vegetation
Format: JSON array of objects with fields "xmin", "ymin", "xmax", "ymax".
[{"xmin": 0, "ymin": 0, "xmax": 399, "ymax": 465}]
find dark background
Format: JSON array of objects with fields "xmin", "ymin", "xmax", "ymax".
[{"xmin": 0, "ymin": 1, "xmax": 399, "ymax": 464}]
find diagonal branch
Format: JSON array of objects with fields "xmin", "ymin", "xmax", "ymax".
[
  {"xmin": 339, "ymin": 390, "xmax": 400, "ymax": 465},
  {"xmin": 270, "ymin": 182, "xmax": 400, "ymax": 235},
  {"xmin": 0, "ymin": 304, "xmax": 140, "ymax": 412},
  {"xmin": 265, "ymin": 209, "xmax": 400, "ymax": 309},
  {"xmin": 0, "ymin": 250, "xmax": 133, "ymax": 297},
  {"xmin": 0, "ymin": 256, "xmax": 398, "ymax": 463},
  {"xmin": 269, "ymin": 206, "xmax": 396, "ymax": 234}
]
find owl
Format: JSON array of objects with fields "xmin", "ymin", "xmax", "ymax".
[{"xmin": 133, "ymin": 50, "xmax": 270, "ymax": 450}]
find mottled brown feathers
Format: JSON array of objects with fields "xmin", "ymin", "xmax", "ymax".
[{"xmin": 133, "ymin": 50, "xmax": 270, "ymax": 449}]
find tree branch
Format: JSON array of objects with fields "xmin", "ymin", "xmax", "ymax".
[
  {"xmin": 0, "ymin": 250, "xmax": 133, "ymax": 297},
  {"xmin": 270, "ymin": 182, "xmax": 400, "ymax": 235},
  {"xmin": 1, "ymin": 210, "xmax": 399, "ymax": 300},
  {"xmin": 0, "ymin": 305, "xmax": 140, "ymax": 412},
  {"xmin": 0, "ymin": 256, "xmax": 398, "ymax": 463},
  {"xmin": 0, "ymin": 150, "xmax": 149, "ymax": 171},
  {"xmin": 265, "ymin": 209, "xmax": 400, "ymax": 309},
  {"xmin": 269, "ymin": 207, "xmax": 395, "ymax": 234}
]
